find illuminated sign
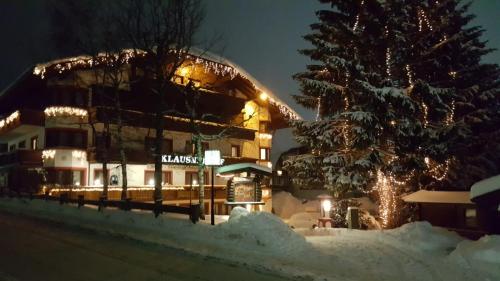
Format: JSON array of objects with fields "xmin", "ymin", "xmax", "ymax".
[
  {"xmin": 161, "ymin": 154, "xmax": 225, "ymax": 165},
  {"xmin": 162, "ymin": 155, "xmax": 200, "ymax": 165},
  {"xmin": 204, "ymin": 150, "xmax": 223, "ymax": 166}
]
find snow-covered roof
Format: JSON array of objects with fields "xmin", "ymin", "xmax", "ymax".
[
  {"xmin": 216, "ymin": 163, "xmax": 272, "ymax": 176},
  {"xmin": 28, "ymin": 48, "xmax": 302, "ymax": 121},
  {"xmin": 402, "ymin": 190, "xmax": 474, "ymax": 205},
  {"xmin": 470, "ymin": 174, "xmax": 500, "ymax": 200}
]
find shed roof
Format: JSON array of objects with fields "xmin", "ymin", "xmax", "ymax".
[
  {"xmin": 402, "ymin": 190, "xmax": 474, "ymax": 205},
  {"xmin": 216, "ymin": 163, "xmax": 272, "ymax": 176}
]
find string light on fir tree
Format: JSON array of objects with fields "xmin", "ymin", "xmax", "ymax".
[
  {"xmin": 386, "ymin": 48, "xmax": 392, "ymax": 79},
  {"xmin": 422, "ymin": 103, "xmax": 429, "ymax": 127},
  {"xmin": 352, "ymin": 0, "xmax": 364, "ymax": 32},
  {"xmin": 405, "ymin": 64, "xmax": 414, "ymax": 88},
  {"xmin": 417, "ymin": 9, "xmax": 433, "ymax": 32},
  {"xmin": 446, "ymin": 100, "xmax": 455, "ymax": 126}
]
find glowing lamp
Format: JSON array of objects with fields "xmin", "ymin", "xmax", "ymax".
[
  {"xmin": 318, "ymin": 194, "xmax": 333, "ymax": 218},
  {"xmin": 259, "ymin": 92, "xmax": 268, "ymax": 101}
]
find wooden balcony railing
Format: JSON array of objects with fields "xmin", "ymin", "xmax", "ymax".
[{"xmin": 0, "ymin": 150, "xmax": 43, "ymax": 167}]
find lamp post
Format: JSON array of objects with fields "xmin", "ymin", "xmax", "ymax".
[
  {"xmin": 204, "ymin": 150, "xmax": 223, "ymax": 225},
  {"xmin": 317, "ymin": 194, "xmax": 333, "ymax": 228}
]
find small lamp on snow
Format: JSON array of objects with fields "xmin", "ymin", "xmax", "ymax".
[{"xmin": 318, "ymin": 194, "xmax": 333, "ymax": 218}]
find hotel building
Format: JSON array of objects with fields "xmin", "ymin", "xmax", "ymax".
[{"xmin": 0, "ymin": 51, "xmax": 299, "ymax": 214}]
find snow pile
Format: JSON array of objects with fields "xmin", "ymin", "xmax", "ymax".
[
  {"xmin": 450, "ymin": 235, "xmax": 500, "ymax": 278},
  {"xmin": 1, "ymin": 198, "xmax": 499, "ymax": 281},
  {"xmin": 287, "ymin": 212, "xmax": 319, "ymax": 228},
  {"xmin": 384, "ymin": 221, "xmax": 464, "ymax": 253},
  {"xmin": 217, "ymin": 207, "xmax": 312, "ymax": 255},
  {"xmin": 272, "ymin": 191, "xmax": 310, "ymax": 218},
  {"xmin": 0, "ymin": 198, "xmax": 319, "ymax": 279}
]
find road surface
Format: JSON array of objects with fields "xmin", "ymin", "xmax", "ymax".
[{"xmin": 0, "ymin": 212, "xmax": 290, "ymax": 281}]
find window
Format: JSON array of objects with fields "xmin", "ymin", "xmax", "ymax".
[
  {"xmin": 9, "ymin": 144, "xmax": 16, "ymax": 152},
  {"xmin": 144, "ymin": 170, "xmax": 172, "ymax": 186},
  {"xmin": 465, "ymin": 208, "xmax": 478, "ymax": 228},
  {"xmin": 18, "ymin": 140, "xmax": 26, "ymax": 149},
  {"xmin": 231, "ymin": 145, "xmax": 240, "ymax": 157},
  {"xmin": 260, "ymin": 147, "xmax": 270, "ymax": 161},
  {"xmin": 185, "ymin": 171, "xmax": 209, "ymax": 185},
  {"xmin": 31, "ymin": 136, "xmax": 38, "ymax": 150},
  {"xmin": 46, "ymin": 129, "xmax": 87, "ymax": 148},
  {"xmin": 46, "ymin": 169, "xmax": 84, "ymax": 186},
  {"xmin": 93, "ymin": 169, "xmax": 109, "ymax": 186},
  {"xmin": 145, "ymin": 137, "xmax": 173, "ymax": 154},
  {"xmin": 185, "ymin": 141, "xmax": 209, "ymax": 155},
  {"xmin": 259, "ymin": 122, "xmax": 270, "ymax": 133}
]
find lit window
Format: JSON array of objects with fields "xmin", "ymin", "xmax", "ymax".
[
  {"xmin": 260, "ymin": 147, "xmax": 270, "ymax": 161},
  {"xmin": 231, "ymin": 145, "xmax": 240, "ymax": 157},
  {"xmin": 144, "ymin": 171, "xmax": 172, "ymax": 186},
  {"xmin": 31, "ymin": 136, "xmax": 38, "ymax": 150}
]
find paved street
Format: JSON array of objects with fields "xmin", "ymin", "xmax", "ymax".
[{"xmin": 0, "ymin": 212, "xmax": 289, "ymax": 281}]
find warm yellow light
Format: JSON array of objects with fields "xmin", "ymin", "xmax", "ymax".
[
  {"xmin": 179, "ymin": 67, "xmax": 190, "ymax": 77},
  {"xmin": 244, "ymin": 102, "xmax": 256, "ymax": 117},
  {"xmin": 322, "ymin": 200, "xmax": 332, "ymax": 213},
  {"xmin": 259, "ymin": 92, "xmax": 268, "ymax": 101}
]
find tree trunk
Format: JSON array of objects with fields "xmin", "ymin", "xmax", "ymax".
[
  {"xmin": 154, "ymin": 112, "xmax": 164, "ymax": 203},
  {"xmin": 195, "ymin": 136, "xmax": 205, "ymax": 218},
  {"xmin": 115, "ymin": 94, "xmax": 128, "ymax": 201},
  {"xmin": 117, "ymin": 119, "xmax": 128, "ymax": 200},
  {"xmin": 102, "ymin": 160, "xmax": 108, "ymax": 199}
]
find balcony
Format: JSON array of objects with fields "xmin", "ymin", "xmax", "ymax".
[
  {"xmin": 0, "ymin": 150, "xmax": 43, "ymax": 167},
  {"xmin": 0, "ymin": 109, "xmax": 45, "ymax": 138}
]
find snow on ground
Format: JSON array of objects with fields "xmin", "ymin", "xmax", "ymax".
[{"xmin": 0, "ymin": 198, "xmax": 499, "ymax": 281}]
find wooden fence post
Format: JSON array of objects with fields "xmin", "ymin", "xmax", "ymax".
[
  {"xmin": 77, "ymin": 195, "xmax": 84, "ymax": 209},
  {"xmin": 190, "ymin": 204, "xmax": 200, "ymax": 224}
]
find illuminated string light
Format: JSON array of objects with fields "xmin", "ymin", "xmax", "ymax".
[
  {"xmin": 405, "ymin": 64, "xmax": 414, "ymax": 88},
  {"xmin": 422, "ymin": 103, "xmax": 429, "ymax": 128},
  {"xmin": 258, "ymin": 133, "xmax": 273, "ymax": 140},
  {"xmin": 352, "ymin": 0, "xmax": 364, "ymax": 32},
  {"xmin": 0, "ymin": 110, "xmax": 20, "ymax": 129},
  {"xmin": 417, "ymin": 9, "xmax": 433, "ymax": 32},
  {"xmin": 446, "ymin": 100, "xmax": 455, "ymax": 126},
  {"xmin": 386, "ymin": 48, "xmax": 392, "ymax": 79},
  {"xmin": 42, "ymin": 150, "xmax": 56, "ymax": 160},
  {"xmin": 44, "ymin": 107, "xmax": 88, "ymax": 118},
  {"xmin": 72, "ymin": 150, "xmax": 87, "ymax": 160},
  {"xmin": 33, "ymin": 50, "xmax": 301, "ymax": 122},
  {"xmin": 316, "ymin": 96, "xmax": 321, "ymax": 121}
]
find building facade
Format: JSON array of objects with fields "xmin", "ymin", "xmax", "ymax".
[{"xmin": 0, "ymin": 51, "xmax": 300, "ymax": 214}]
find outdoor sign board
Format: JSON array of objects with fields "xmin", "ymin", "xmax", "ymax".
[
  {"xmin": 161, "ymin": 153, "xmax": 225, "ymax": 166},
  {"xmin": 227, "ymin": 176, "xmax": 262, "ymax": 203}
]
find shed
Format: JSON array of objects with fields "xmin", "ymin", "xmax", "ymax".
[
  {"xmin": 470, "ymin": 175, "xmax": 500, "ymax": 234},
  {"xmin": 402, "ymin": 190, "xmax": 483, "ymax": 239}
]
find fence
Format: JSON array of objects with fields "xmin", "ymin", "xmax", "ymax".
[{"xmin": 0, "ymin": 188, "xmax": 200, "ymax": 224}]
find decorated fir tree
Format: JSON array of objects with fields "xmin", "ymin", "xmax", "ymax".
[{"xmin": 285, "ymin": 0, "xmax": 499, "ymax": 227}]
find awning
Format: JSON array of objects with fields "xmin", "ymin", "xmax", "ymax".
[
  {"xmin": 216, "ymin": 163, "xmax": 272, "ymax": 176},
  {"xmin": 402, "ymin": 190, "xmax": 474, "ymax": 205}
]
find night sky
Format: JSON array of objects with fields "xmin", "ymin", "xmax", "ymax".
[{"xmin": 0, "ymin": 0, "xmax": 499, "ymax": 158}]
